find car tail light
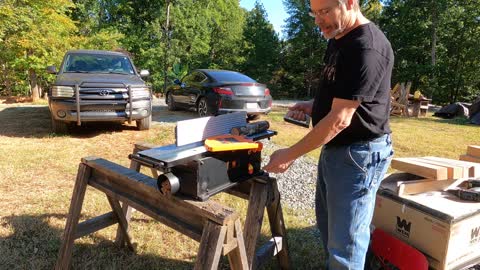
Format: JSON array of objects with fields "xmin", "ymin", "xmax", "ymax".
[
  {"xmin": 213, "ymin": 87, "xmax": 233, "ymax": 95},
  {"xmin": 265, "ymin": 88, "xmax": 270, "ymax": 96}
]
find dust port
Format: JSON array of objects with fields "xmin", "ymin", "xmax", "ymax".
[{"xmin": 157, "ymin": 172, "xmax": 180, "ymax": 195}]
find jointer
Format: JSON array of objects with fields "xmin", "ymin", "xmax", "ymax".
[{"xmin": 129, "ymin": 112, "xmax": 277, "ymax": 201}]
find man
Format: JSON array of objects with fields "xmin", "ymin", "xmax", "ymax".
[{"xmin": 263, "ymin": 0, "xmax": 394, "ymax": 269}]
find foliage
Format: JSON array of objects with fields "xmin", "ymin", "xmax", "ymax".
[
  {"xmin": 281, "ymin": 0, "xmax": 327, "ymax": 99},
  {"xmin": 0, "ymin": 0, "xmax": 479, "ymax": 104},
  {"xmin": 241, "ymin": 1, "xmax": 281, "ymax": 87},
  {"xmin": 167, "ymin": 62, "xmax": 189, "ymax": 82},
  {"xmin": 380, "ymin": 0, "xmax": 480, "ymax": 104},
  {"xmin": 0, "ymin": 0, "xmax": 77, "ymax": 96}
]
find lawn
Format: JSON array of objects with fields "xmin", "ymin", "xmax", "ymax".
[{"xmin": 0, "ymin": 103, "xmax": 478, "ymax": 269}]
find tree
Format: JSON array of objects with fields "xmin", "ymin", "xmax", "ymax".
[
  {"xmin": 281, "ymin": 0, "xmax": 327, "ymax": 98},
  {"xmin": 0, "ymin": 0, "xmax": 122, "ymax": 98},
  {"xmin": 380, "ymin": 0, "xmax": 480, "ymax": 104},
  {"xmin": 242, "ymin": 1, "xmax": 281, "ymax": 86},
  {"xmin": 0, "ymin": 0, "xmax": 77, "ymax": 99}
]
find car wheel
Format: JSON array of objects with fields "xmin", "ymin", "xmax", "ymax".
[
  {"xmin": 247, "ymin": 114, "xmax": 260, "ymax": 122},
  {"xmin": 197, "ymin": 97, "xmax": 211, "ymax": 117},
  {"xmin": 136, "ymin": 114, "xmax": 151, "ymax": 130},
  {"xmin": 167, "ymin": 92, "xmax": 177, "ymax": 111},
  {"xmin": 51, "ymin": 114, "xmax": 68, "ymax": 134}
]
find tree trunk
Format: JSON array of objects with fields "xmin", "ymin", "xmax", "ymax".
[
  {"xmin": 1, "ymin": 62, "xmax": 12, "ymax": 96},
  {"xmin": 429, "ymin": 0, "xmax": 438, "ymax": 101},
  {"xmin": 163, "ymin": 0, "xmax": 171, "ymax": 94},
  {"xmin": 29, "ymin": 68, "xmax": 40, "ymax": 101}
]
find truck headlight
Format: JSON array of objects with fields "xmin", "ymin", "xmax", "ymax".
[
  {"xmin": 51, "ymin": 86, "xmax": 75, "ymax": 97},
  {"xmin": 130, "ymin": 87, "xmax": 151, "ymax": 99}
]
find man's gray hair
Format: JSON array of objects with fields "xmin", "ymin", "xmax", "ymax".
[{"xmin": 339, "ymin": 0, "xmax": 360, "ymax": 10}]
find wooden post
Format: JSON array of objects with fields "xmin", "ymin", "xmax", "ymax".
[
  {"xmin": 194, "ymin": 221, "xmax": 228, "ymax": 270},
  {"xmin": 114, "ymin": 155, "xmax": 140, "ymax": 247},
  {"xmin": 55, "ymin": 164, "xmax": 91, "ymax": 269},
  {"xmin": 227, "ymin": 220, "xmax": 249, "ymax": 270},
  {"xmin": 243, "ymin": 181, "xmax": 269, "ymax": 268},
  {"xmin": 266, "ymin": 180, "xmax": 290, "ymax": 269}
]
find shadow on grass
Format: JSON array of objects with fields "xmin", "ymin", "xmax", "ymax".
[
  {"xmin": 0, "ymin": 213, "xmax": 195, "ymax": 269},
  {"xmin": 0, "ymin": 104, "xmax": 200, "ymax": 139},
  {"xmin": 255, "ymin": 225, "xmax": 326, "ymax": 269},
  {"xmin": 0, "ymin": 212, "xmax": 326, "ymax": 269},
  {"xmin": 0, "ymin": 106, "xmax": 140, "ymax": 139}
]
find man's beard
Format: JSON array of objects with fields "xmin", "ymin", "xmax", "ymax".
[{"xmin": 321, "ymin": 23, "xmax": 345, "ymax": 39}]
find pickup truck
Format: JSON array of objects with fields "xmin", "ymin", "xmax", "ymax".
[{"xmin": 46, "ymin": 49, "xmax": 152, "ymax": 133}]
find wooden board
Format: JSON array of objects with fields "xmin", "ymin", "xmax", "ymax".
[
  {"xmin": 422, "ymin": 156, "xmax": 480, "ymax": 178},
  {"xmin": 391, "ymin": 158, "xmax": 449, "ymax": 180},
  {"xmin": 460, "ymin": 154, "xmax": 480, "ymax": 164},
  {"xmin": 467, "ymin": 145, "xmax": 480, "ymax": 158},
  {"xmin": 408, "ymin": 157, "xmax": 464, "ymax": 179},
  {"xmin": 397, "ymin": 179, "xmax": 457, "ymax": 196}
]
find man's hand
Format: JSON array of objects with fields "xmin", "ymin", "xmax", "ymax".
[
  {"xmin": 286, "ymin": 100, "xmax": 313, "ymax": 121},
  {"xmin": 263, "ymin": 148, "xmax": 295, "ymax": 174}
]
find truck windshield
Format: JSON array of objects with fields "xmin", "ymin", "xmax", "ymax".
[{"xmin": 63, "ymin": 53, "xmax": 135, "ymax": 75}]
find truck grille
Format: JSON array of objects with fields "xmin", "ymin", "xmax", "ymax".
[{"xmin": 79, "ymin": 87, "xmax": 127, "ymax": 101}]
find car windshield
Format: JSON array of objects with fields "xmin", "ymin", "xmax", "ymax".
[
  {"xmin": 208, "ymin": 71, "xmax": 256, "ymax": 83},
  {"xmin": 62, "ymin": 53, "xmax": 135, "ymax": 75}
]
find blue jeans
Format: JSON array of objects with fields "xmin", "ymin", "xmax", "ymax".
[{"xmin": 315, "ymin": 134, "xmax": 393, "ymax": 270}]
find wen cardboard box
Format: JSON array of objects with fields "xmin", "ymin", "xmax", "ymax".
[{"xmin": 373, "ymin": 181, "xmax": 480, "ymax": 270}]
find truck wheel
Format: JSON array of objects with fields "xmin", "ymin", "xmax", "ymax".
[
  {"xmin": 247, "ymin": 114, "xmax": 260, "ymax": 121},
  {"xmin": 51, "ymin": 115, "xmax": 68, "ymax": 134},
  {"xmin": 136, "ymin": 114, "xmax": 151, "ymax": 130},
  {"xmin": 167, "ymin": 92, "xmax": 177, "ymax": 111},
  {"xmin": 197, "ymin": 97, "xmax": 212, "ymax": 117}
]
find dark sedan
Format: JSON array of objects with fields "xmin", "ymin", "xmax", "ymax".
[{"xmin": 165, "ymin": 69, "xmax": 272, "ymax": 118}]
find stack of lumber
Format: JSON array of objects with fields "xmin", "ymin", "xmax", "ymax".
[
  {"xmin": 460, "ymin": 145, "xmax": 480, "ymax": 163},
  {"xmin": 387, "ymin": 156, "xmax": 480, "ymax": 196}
]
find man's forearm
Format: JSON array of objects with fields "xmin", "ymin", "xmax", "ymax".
[
  {"xmin": 288, "ymin": 113, "xmax": 347, "ymax": 160},
  {"xmin": 286, "ymin": 98, "xmax": 360, "ymax": 161}
]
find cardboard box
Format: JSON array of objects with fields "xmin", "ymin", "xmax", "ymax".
[{"xmin": 373, "ymin": 177, "xmax": 480, "ymax": 270}]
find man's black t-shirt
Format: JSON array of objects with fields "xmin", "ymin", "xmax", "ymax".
[{"xmin": 311, "ymin": 22, "xmax": 394, "ymax": 145}]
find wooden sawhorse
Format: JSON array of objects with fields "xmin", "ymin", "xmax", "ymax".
[
  {"xmin": 55, "ymin": 143, "xmax": 290, "ymax": 269},
  {"xmin": 55, "ymin": 157, "xmax": 248, "ymax": 269}
]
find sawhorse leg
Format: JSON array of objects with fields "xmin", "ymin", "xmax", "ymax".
[
  {"xmin": 55, "ymin": 164, "xmax": 90, "ymax": 269},
  {"xmin": 114, "ymin": 156, "xmax": 145, "ymax": 247},
  {"xmin": 243, "ymin": 179, "xmax": 291, "ymax": 269},
  {"xmin": 195, "ymin": 220, "xmax": 248, "ymax": 270}
]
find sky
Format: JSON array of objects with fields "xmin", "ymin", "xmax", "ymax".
[{"xmin": 239, "ymin": 0, "xmax": 289, "ymax": 37}]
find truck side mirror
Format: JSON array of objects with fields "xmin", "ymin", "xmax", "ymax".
[
  {"xmin": 46, "ymin": 66, "xmax": 57, "ymax": 74},
  {"xmin": 139, "ymin": 70, "xmax": 150, "ymax": 77}
]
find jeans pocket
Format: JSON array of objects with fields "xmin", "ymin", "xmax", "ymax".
[
  {"xmin": 347, "ymin": 143, "xmax": 374, "ymax": 196},
  {"xmin": 347, "ymin": 143, "xmax": 370, "ymax": 174}
]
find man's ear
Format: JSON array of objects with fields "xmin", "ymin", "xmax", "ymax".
[{"xmin": 346, "ymin": 0, "xmax": 356, "ymax": 11}]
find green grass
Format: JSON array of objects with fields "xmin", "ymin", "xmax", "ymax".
[{"xmin": 0, "ymin": 104, "xmax": 478, "ymax": 269}]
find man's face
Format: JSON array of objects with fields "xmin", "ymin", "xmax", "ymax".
[{"xmin": 310, "ymin": 0, "xmax": 348, "ymax": 39}]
